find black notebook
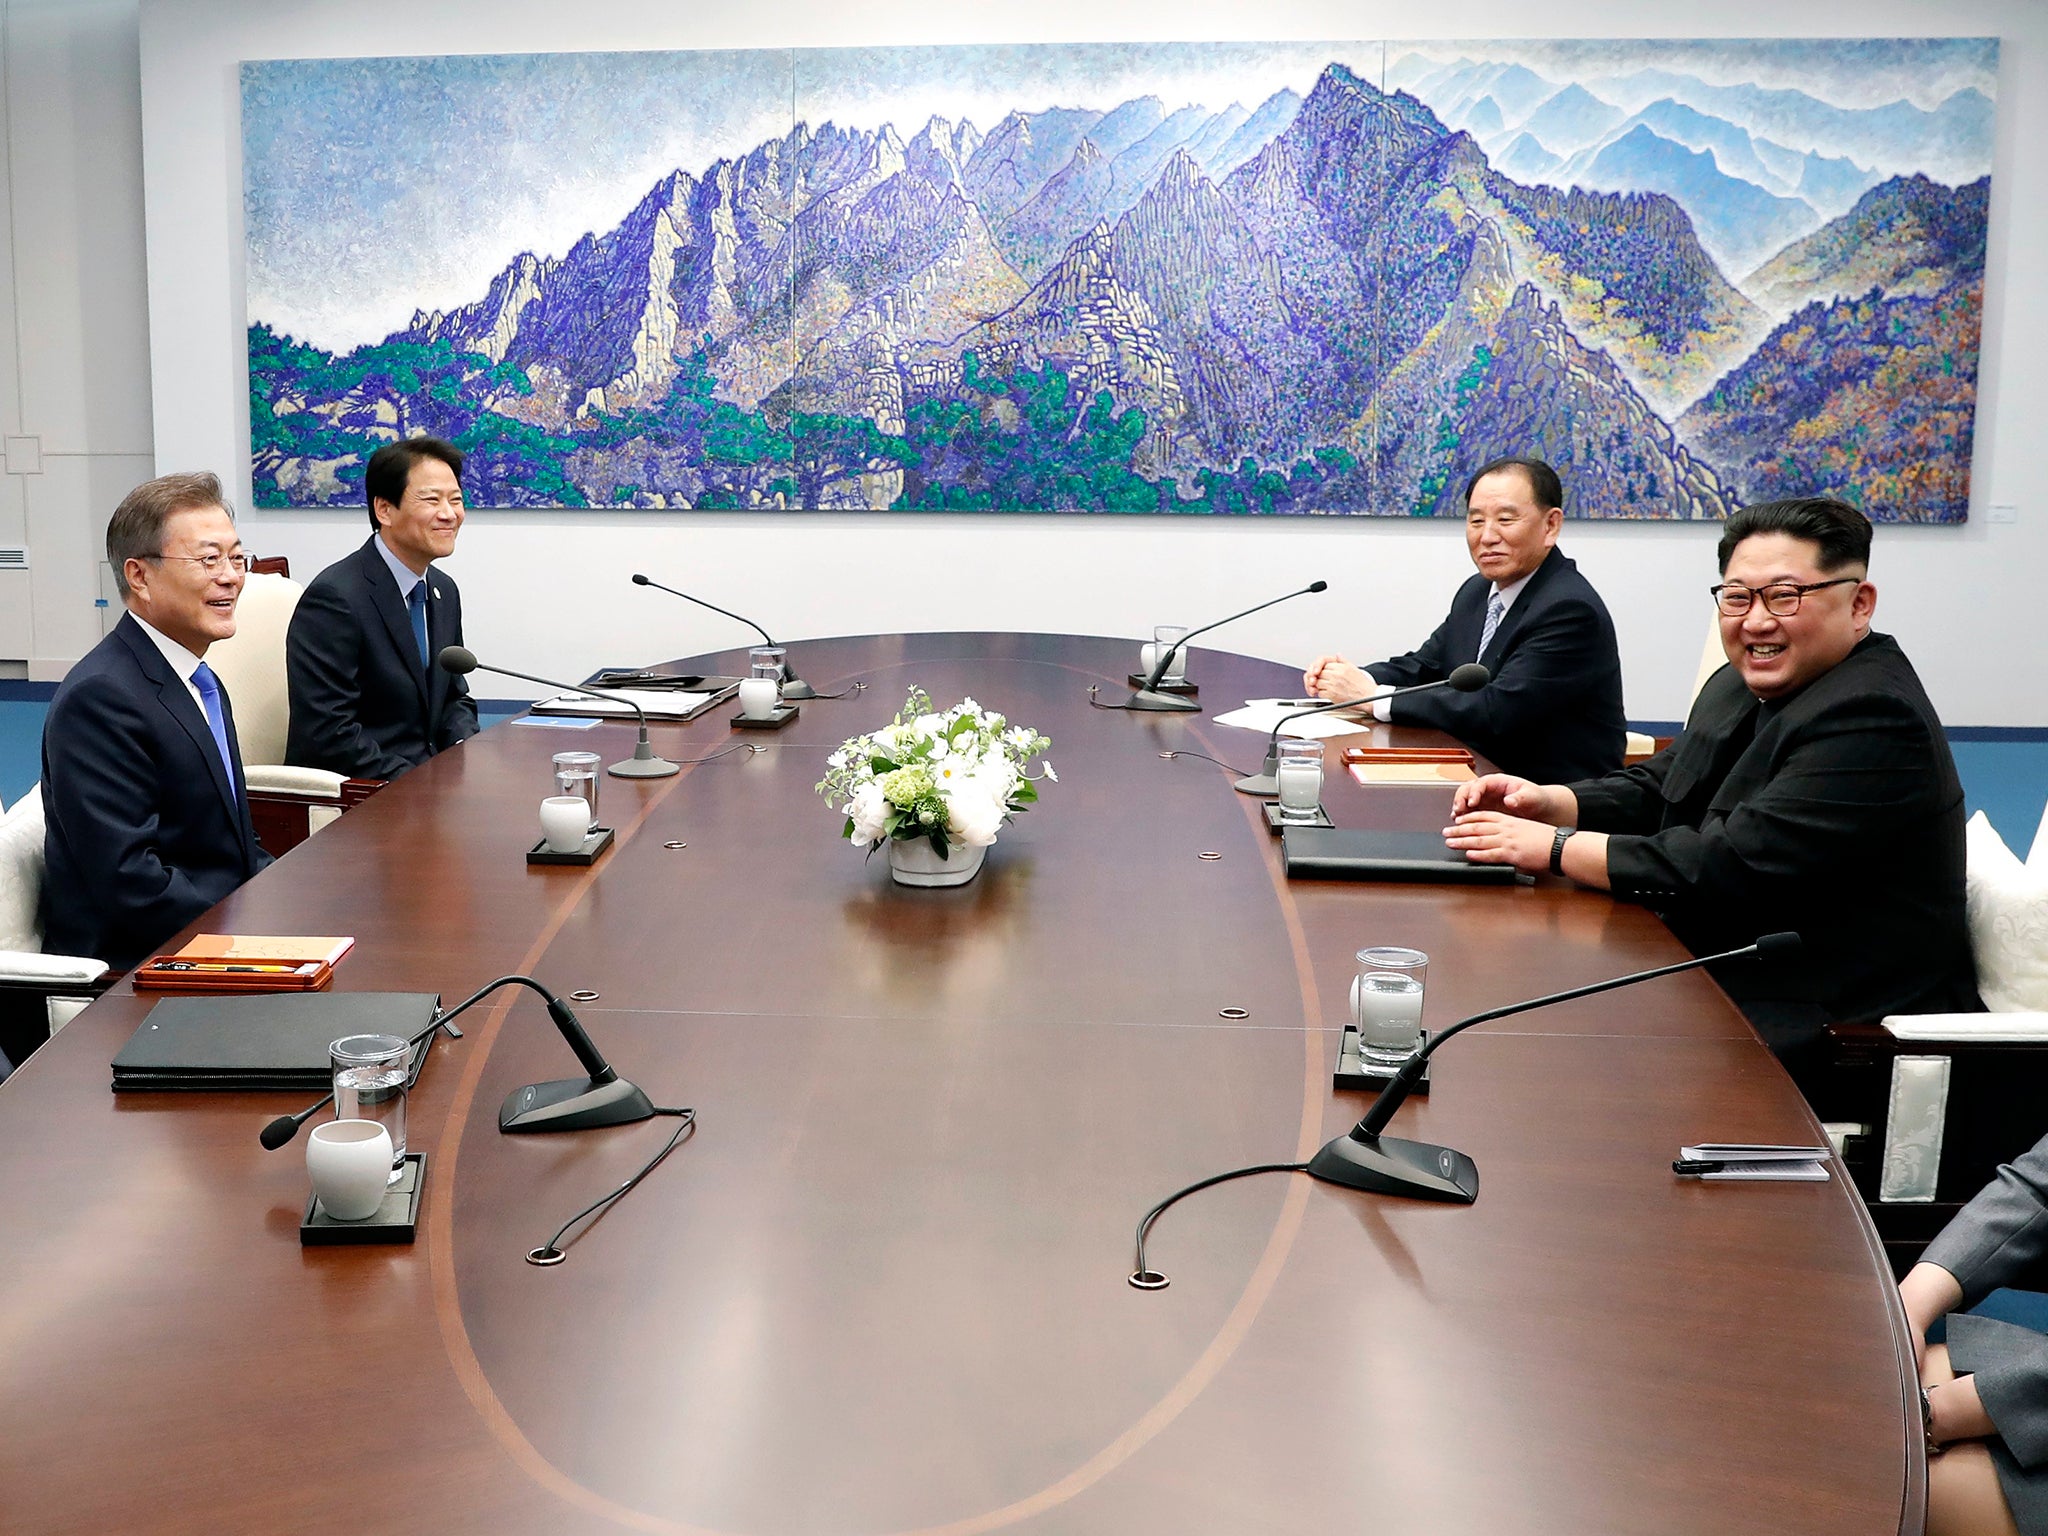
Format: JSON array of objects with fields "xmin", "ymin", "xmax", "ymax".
[
  {"xmin": 1282, "ymin": 827, "xmax": 1522, "ymax": 886},
  {"xmin": 111, "ymin": 992, "xmax": 441, "ymax": 1093}
]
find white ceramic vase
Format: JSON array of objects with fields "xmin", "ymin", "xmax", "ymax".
[{"xmin": 887, "ymin": 836, "xmax": 989, "ymax": 888}]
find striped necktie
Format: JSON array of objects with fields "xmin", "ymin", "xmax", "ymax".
[
  {"xmin": 1478, "ymin": 591, "xmax": 1506, "ymax": 659},
  {"xmin": 190, "ymin": 663, "xmax": 239, "ymax": 799}
]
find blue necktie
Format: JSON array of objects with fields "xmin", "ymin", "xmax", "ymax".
[
  {"xmin": 407, "ymin": 579, "xmax": 429, "ymax": 670},
  {"xmin": 190, "ymin": 663, "xmax": 238, "ymax": 798},
  {"xmin": 1478, "ymin": 591, "xmax": 1506, "ymax": 660}
]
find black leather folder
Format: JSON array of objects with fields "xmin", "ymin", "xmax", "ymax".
[
  {"xmin": 111, "ymin": 992, "xmax": 440, "ymax": 1092},
  {"xmin": 1281, "ymin": 827, "xmax": 1522, "ymax": 885}
]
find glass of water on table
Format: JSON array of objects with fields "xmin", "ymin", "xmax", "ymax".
[
  {"xmin": 1350, "ymin": 947, "xmax": 1428, "ymax": 1067},
  {"xmin": 330, "ymin": 1034, "xmax": 412, "ymax": 1184},
  {"xmin": 552, "ymin": 750, "xmax": 601, "ymax": 830}
]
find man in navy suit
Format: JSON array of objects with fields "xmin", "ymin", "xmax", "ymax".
[
  {"xmin": 285, "ymin": 436, "xmax": 478, "ymax": 779},
  {"xmin": 40, "ymin": 472, "xmax": 272, "ymax": 969},
  {"xmin": 1303, "ymin": 457, "xmax": 1625, "ymax": 784}
]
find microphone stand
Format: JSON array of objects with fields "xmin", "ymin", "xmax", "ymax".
[
  {"xmin": 438, "ymin": 648, "xmax": 678, "ymax": 778},
  {"xmin": 453, "ymin": 974, "xmax": 657, "ymax": 1133},
  {"xmin": 1235, "ymin": 664, "xmax": 1491, "ymax": 796},
  {"xmin": 1114, "ymin": 582, "xmax": 1330, "ymax": 713},
  {"xmin": 631, "ymin": 573, "xmax": 815, "ymax": 700},
  {"xmin": 1307, "ymin": 934, "xmax": 1803, "ymax": 1202}
]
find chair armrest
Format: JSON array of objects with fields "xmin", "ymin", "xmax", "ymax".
[{"xmin": 0, "ymin": 951, "xmax": 110, "ymax": 989}]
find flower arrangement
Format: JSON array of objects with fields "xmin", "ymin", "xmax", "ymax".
[{"xmin": 817, "ymin": 687, "xmax": 1054, "ymax": 858}]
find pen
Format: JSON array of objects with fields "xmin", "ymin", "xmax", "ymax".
[{"xmin": 156, "ymin": 961, "xmax": 311, "ymax": 973}]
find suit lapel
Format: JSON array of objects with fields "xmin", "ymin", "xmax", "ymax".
[
  {"xmin": 1479, "ymin": 548, "xmax": 1564, "ymax": 665},
  {"xmin": 115, "ymin": 616, "xmax": 243, "ymax": 837},
  {"xmin": 358, "ymin": 538, "xmax": 430, "ymax": 709}
]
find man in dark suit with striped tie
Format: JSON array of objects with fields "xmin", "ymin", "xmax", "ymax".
[
  {"xmin": 1302, "ymin": 456, "xmax": 1626, "ymax": 784},
  {"xmin": 285, "ymin": 436, "xmax": 479, "ymax": 779},
  {"xmin": 40, "ymin": 473, "xmax": 272, "ymax": 969}
]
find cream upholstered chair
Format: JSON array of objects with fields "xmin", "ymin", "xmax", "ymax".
[
  {"xmin": 0, "ymin": 786, "xmax": 110, "ymax": 1064},
  {"xmin": 1815, "ymin": 800, "xmax": 2048, "ymax": 1268},
  {"xmin": 205, "ymin": 562, "xmax": 384, "ymax": 852},
  {"xmin": 1622, "ymin": 613, "xmax": 1726, "ymax": 762}
]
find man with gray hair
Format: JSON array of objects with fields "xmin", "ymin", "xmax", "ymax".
[{"xmin": 40, "ymin": 472, "xmax": 271, "ymax": 970}]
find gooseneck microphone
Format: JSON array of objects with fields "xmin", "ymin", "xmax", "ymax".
[
  {"xmin": 631, "ymin": 572, "xmax": 816, "ymax": 700},
  {"xmin": 1111, "ymin": 581, "xmax": 1331, "ymax": 713},
  {"xmin": 447, "ymin": 973, "xmax": 656, "ymax": 1133},
  {"xmin": 438, "ymin": 645, "xmax": 678, "ymax": 778},
  {"xmin": 1234, "ymin": 663, "xmax": 1490, "ymax": 796},
  {"xmin": 1310, "ymin": 932, "xmax": 1806, "ymax": 1202}
]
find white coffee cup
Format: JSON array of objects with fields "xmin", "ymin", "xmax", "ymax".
[
  {"xmin": 737, "ymin": 676, "xmax": 780, "ymax": 719},
  {"xmin": 540, "ymin": 795, "xmax": 590, "ymax": 853},
  {"xmin": 307, "ymin": 1120, "xmax": 394, "ymax": 1221}
]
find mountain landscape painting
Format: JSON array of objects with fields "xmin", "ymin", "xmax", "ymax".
[{"xmin": 242, "ymin": 39, "xmax": 1997, "ymax": 519}]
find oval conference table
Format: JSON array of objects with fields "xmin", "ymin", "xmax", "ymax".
[{"xmin": 0, "ymin": 633, "xmax": 1921, "ymax": 1536}]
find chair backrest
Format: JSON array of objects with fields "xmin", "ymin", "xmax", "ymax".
[
  {"xmin": 0, "ymin": 785, "xmax": 46, "ymax": 953},
  {"xmin": 204, "ymin": 571, "xmax": 303, "ymax": 766},
  {"xmin": 1690, "ymin": 612, "xmax": 1726, "ymax": 708}
]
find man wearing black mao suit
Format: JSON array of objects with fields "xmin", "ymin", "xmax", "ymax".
[
  {"xmin": 1445, "ymin": 496, "xmax": 1979, "ymax": 1060},
  {"xmin": 286, "ymin": 436, "xmax": 478, "ymax": 779},
  {"xmin": 1303, "ymin": 457, "xmax": 1626, "ymax": 785},
  {"xmin": 40, "ymin": 473, "xmax": 272, "ymax": 971}
]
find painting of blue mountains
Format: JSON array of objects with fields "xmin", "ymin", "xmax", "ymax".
[{"xmin": 242, "ymin": 39, "xmax": 1996, "ymax": 519}]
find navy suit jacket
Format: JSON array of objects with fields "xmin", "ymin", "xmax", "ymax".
[
  {"xmin": 41, "ymin": 614, "xmax": 272, "ymax": 969},
  {"xmin": 285, "ymin": 536, "xmax": 477, "ymax": 779},
  {"xmin": 1366, "ymin": 546, "xmax": 1626, "ymax": 784},
  {"xmin": 1571, "ymin": 632, "xmax": 1979, "ymax": 1051}
]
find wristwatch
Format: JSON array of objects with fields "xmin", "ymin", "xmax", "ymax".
[
  {"xmin": 1921, "ymin": 1385, "xmax": 1944, "ymax": 1455},
  {"xmin": 1549, "ymin": 825, "xmax": 1576, "ymax": 876}
]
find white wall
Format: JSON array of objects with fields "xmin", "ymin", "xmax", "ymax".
[
  {"xmin": 0, "ymin": 0, "xmax": 154, "ymax": 678},
  {"xmin": 9, "ymin": 0, "xmax": 2035, "ymax": 722}
]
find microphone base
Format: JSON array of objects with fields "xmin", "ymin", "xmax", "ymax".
[
  {"xmin": 608, "ymin": 749, "xmax": 681, "ymax": 778},
  {"xmin": 1124, "ymin": 689, "xmax": 1201, "ymax": 713},
  {"xmin": 1233, "ymin": 772, "xmax": 1278, "ymax": 796},
  {"xmin": 499, "ymin": 1075, "xmax": 656, "ymax": 1134},
  {"xmin": 779, "ymin": 679, "xmax": 817, "ymax": 701},
  {"xmin": 1306, "ymin": 1131, "xmax": 1478, "ymax": 1203}
]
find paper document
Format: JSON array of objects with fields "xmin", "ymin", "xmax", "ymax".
[
  {"xmin": 1213, "ymin": 699, "xmax": 1371, "ymax": 740},
  {"xmin": 1674, "ymin": 1143, "xmax": 1832, "ymax": 1181},
  {"xmin": 530, "ymin": 688, "xmax": 719, "ymax": 721}
]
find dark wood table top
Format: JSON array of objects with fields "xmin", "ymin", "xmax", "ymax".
[{"xmin": 0, "ymin": 633, "xmax": 1920, "ymax": 1535}]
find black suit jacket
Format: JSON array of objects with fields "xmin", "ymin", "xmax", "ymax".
[
  {"xmin": 1570, "ymin": 632, "xmax": 1979, "ymax": 1050},
  {"xmin": 285, "ymin": 536, "xmax": 477, "ymax": 779},
  {"xmin": 1366, "ymin": 547, "xmax": 1625, "ymax": 784},
  {"xmin": 41, "ymin": 614, "xmax": 272, "ymax": 969}
]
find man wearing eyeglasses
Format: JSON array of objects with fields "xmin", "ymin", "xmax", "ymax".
[
  {"xmin": 39, "ymin": 473, "xmax": 272, "ymax": 972},
  {"xmin": 285, "ymin": 436, "xmax": 479, "ymax": 779},
  {"xmin": 1444, "ymin": 495, "xmax": 1978, "ymax": 1059}
]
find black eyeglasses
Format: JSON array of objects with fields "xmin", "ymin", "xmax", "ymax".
[
  {"xmin": 144, "ymin": 551, "xmax": 253, "ymax": 576},
  {"xmin": 1709, "ymin": 577, "xmax": 1857, "ymax": 617}
]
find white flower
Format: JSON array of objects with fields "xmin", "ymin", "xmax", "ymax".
[
  {"xmin": 1041, "ymin": 762, "xmax": 1057, "ymax": 783},
  {"xmin": 945, "ymin": 781, "xmax": 1005, "ymax": 848},
  {"xmin": 827, "ymin": 749, "xmax": 848, "ymax": 769},
  {"xmin": 847, "ymin": 782, "xmax": 890, "ymax": 846}
]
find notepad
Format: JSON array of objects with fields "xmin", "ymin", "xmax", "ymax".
[{"xmin": 111, "ymin": 992, "xmax": 441, "ymax": 1092}]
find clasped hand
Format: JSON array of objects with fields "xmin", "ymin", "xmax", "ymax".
[{"xmin": 1443, "ymin": 774, "xmax": 1563, "ymax": 872}]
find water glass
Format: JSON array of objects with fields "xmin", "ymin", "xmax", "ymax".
[
  {"xmin": 1350, "ymin": 947, "xmax": 1428, "ymax": 1066},
  {"xmin": 330, "ymin": 1033, "xmax": 412, "ymax": 1185},
  {"xmin": 1141, "ymin": 624, "xmax": 1190, "ymax": 683},
  {"xmin": 749, "ymin": 646, "xmax": 787, "ymax": 682},
  {"xmin": 552, "ymin": 750, "xmax": 601, "ymax": 830},
  {"xmin": 1274, "ymin": 737, "xmax": 1325, "ymax": 822}
]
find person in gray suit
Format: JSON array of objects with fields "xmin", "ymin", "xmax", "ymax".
[{"xmin": 1903, "ymin": 1134, "xmax": 2048, "ymax": 1536}]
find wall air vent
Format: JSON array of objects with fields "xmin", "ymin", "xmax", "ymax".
[{"xmin": 0, "ymin": 547, "xmax": 27, "ymax": 570}]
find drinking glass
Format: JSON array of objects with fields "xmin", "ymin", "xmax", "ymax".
[
  {"xmin": 1274, "ymin": 737, "xmax": 1325, "ymax": 822},
  {"xmin": 1351, "ymin": 947, "xmax": 1427, "ymax": 1066},
  {"xmin": 330, "ymin": 1033, "xmax": 412, "ymax": 1184},
  {"xmin": 552, "ymin": 750, "xmax": 601, "ymax": 830},
  {"xmin": 1142, "ymin": 624, "xmax": 1190, "ymax": 683}
]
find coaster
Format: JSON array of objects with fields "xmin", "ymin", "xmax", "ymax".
[
  {"xmin": 302, "ymin": 1153, "xmax": 426, "ymax": 1244},
  {"xmin": 1264, "ymin": 802, "xmax": 1335, "ymax": 833},
  {"xmin": 1125, "ymin": 673, "xmax": 1198, "ymax": 695},
  {"xmin": 1333, "ymin": 1026, "xmax": 1431, "ymax": 1093},
  {"xmin": 526, "ymin": 826, "xmax": 615, "ymax": 865},
  {"xmin": 732, "ymin": 704, "xmax": 799, "ymax": 729}
]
